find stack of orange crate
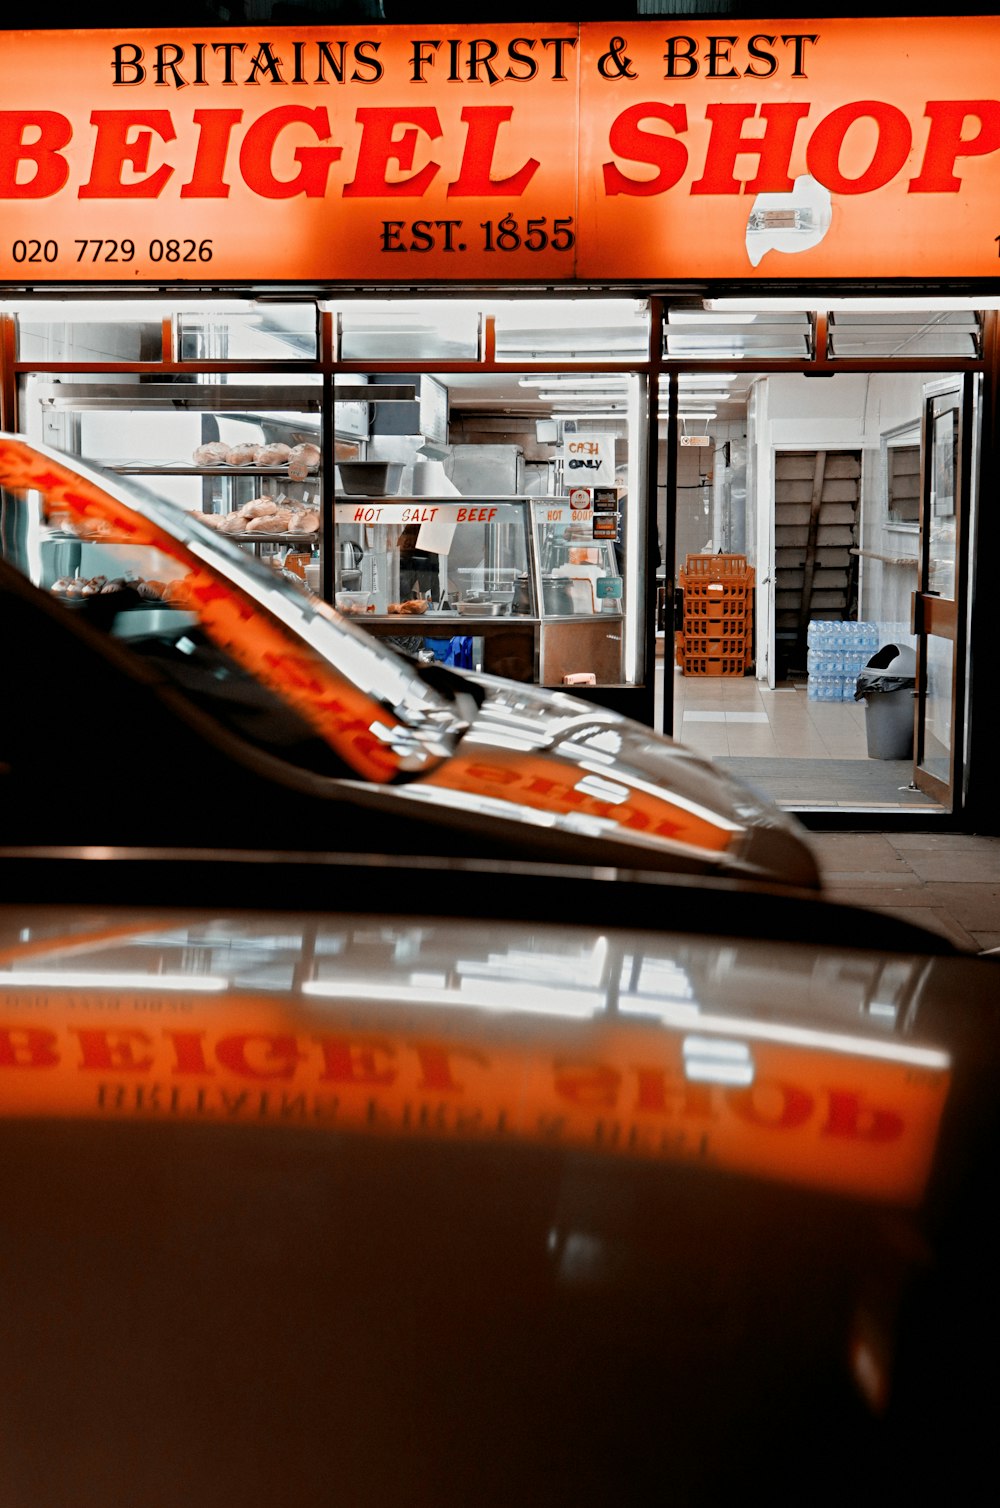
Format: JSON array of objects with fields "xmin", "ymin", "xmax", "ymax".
[{"xmin": 675, "ymin": 554, "xmax": 754, "ymax": 676}]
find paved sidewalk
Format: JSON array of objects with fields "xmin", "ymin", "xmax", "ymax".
[{"xmin": 810, "ymin": 830, "xmax": 1000, "ymax": 953}]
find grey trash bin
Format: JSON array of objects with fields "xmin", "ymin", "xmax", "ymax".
[{"xmin": 854, "ymin": 644, "xmax": 917, "ymax": 759}]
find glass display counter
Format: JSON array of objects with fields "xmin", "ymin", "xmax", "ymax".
[
  {"xmin": 333, "ymin": 494, "xmax": 627, "ymax": 687},
  {"xmin": 21, "ymin": 377, "xmax": 325, "ymax": 591},
  {"xmin": 333, "ymin": 496, "xmax": 535, "ymax": 681},
  {"xmin": 531, "ymin": 499, "xmax": 624, "ymax": 687}
]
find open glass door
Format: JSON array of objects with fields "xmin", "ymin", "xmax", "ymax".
[{"xmin": 911, "ymin": 377, "xmax": 975, "ymax": 807}]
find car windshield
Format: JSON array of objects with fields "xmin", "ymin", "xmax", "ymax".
[{"xmin": 0, "ymin": 435, "xmax": 470, "ymax": 782}]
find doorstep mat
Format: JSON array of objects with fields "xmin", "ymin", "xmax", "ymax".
[{"xmin": 717, "ymin": 757, "xmax": 944, "ymax": 809}]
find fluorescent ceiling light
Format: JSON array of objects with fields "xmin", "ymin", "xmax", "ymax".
[
  {"xmin": 553, "ymin": 412, "xmax": 629, "ymax": 421},
  {"xmin": 703, "ymin": 296, "xmax": 1000, "ymax": 312},
  {"xmin": 670, "ymin": 310, "xmax": 758, "ymax": 324},
  {"xmin": 666, "ymin": 348, "xmax": 748, "ymax": 360},
  {"xmin": 676, "ymin": 411, "xmax": 717, "ymax": 421},
  {"xmin": 540, "ymin": 392, "xmax": 626, "ymax": 402},
  {"xmin": 678, "ymin": 373, "xmax": 740, "ymax": 384},
  {"xmin": 519, "ymin": 376, "xmax": 627, "ymax": 388},
  {"xmin": 0, "ymin": 298, "xmax": 257, "ymax": 320},
  {"xmin": 302, "ymin": 977, "xmax": 600, "ymax": 1018},
  {"xmin": 676, "ymin": 391, "xmax": 731, "ymax": 401},
  {"xmin": 324, "ymin": 298, "xmax": 485, "ymax": 316},
  {"xmin": 0, "ymin": 969, "xmax": 228, "ymax": 991}
]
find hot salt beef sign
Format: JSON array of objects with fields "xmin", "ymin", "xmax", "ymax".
[{"xmin": 2, "ymin": 18, "xmax": 999, "ymax": 283}]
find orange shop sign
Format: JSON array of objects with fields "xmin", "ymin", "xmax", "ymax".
[{"xmin": 1, "ymin": 18, "xmax": 999, "ymax": 282}]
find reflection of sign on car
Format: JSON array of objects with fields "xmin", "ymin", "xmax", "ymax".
[
  {"xmin": 0, "ymin": 978, "xmax": 950, "ymax": 1207},
  {"xmin": 0, "ymin": 436, "xmax": 431, "ymax": 781}
]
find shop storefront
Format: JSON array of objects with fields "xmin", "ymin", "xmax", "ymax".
[{"xmin": 2, "ymin": 18, "xmax": 998, "ymax": 829}]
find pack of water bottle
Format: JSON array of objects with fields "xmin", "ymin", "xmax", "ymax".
[
  {"xmin": 807, "ymin": 620, "xmax": 880, "ymax": 653},
  {"xmin": 807, "ymin": 647, "xmax": 870, "ymax": 675},
  {"xmin": 806, "ymin": 621, "xmax": 880, "ymax": 701},
  {"xmin": 807, "ymin": 675, "xmax": 857, "ymax": 702}
]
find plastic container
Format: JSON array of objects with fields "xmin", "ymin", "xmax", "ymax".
[
  {"xmin": 682, "ymin": 633, "xmax": 749, "ymax": 658},
  {"xmin": 680, "ymin": 652, "xmax": 747, "ymax": 678},
  {"xmin": 854, "ymin": 644, "xmax": 917, "ymax": 758},
  {"xmin": 335, "ymin": 590, "xmax": 375, "ymax": 616},
  {"xmin": 685, "ymin": 611, "xmax": 751, "ymax": 639},
  {"xmin": 682, "ymin": 553, "xmax": 754, "ymax": 581}
]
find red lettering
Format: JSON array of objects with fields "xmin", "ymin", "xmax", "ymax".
[
  {"xmin": 633, "ymin": 1065, "xmax": 716, "ymax": 1119},
  {"xmin": 0, "ymin": 1026, "xmax": 60, "ymax": 1068},
  {"xmin": 522, "ymin": 776, "xmax": 563, "ymax": 798},
  {"xmin": 79, "ymin": 110, "xmax": 176, "ymax": 199},
  {"xmin": 603, "ymin": 103, "xmax": 688, "ymax": 196},
  {"xmin": 460, "ymin": 761, "xmax": 520, "ymax": 786},
  {"xmin": 180, "ymin": 108, "xmax": 242, "ymax": 198},
  {"xmin": 0, "ymin": 111, "xmax": 72, "ymax": 198},
  {"xmin": 617, "ymin": 806, "xmax": 651, "ymax": 832},
  {"xmin": 315, "ymin": 1035, "xmax": 397, "ymax": 1085},
  {"xmin": 260, "ymin": 651, "xmax": 324, "ymax": 694},
  {"xmin": 651, "ymin": 819, "xmax": 686, "ymax": 839},
  {"xmin": 343, "ymin": 107, "xmax": 441, "ymax": 197},
  {"xmin": 553, "ymin": 1060, "xmax": 619, "ymax": 1108},
  {"xmin": 164, "ymin": 1030, "xmax": 214, "ymax": 1076},
  {"xmin": 447, "ymin": 105, "xmax": 539, "ymax": 196},
  {"xmin": 73, "ymin": 1027, "xmax": 155, "ymax": 1073},
  {"xmin": 822, "ymin": 1090, "xmax": 904, "ymax": 1143},
  {"xmin": 691, "ymin": 102, "xmax": 810, "ymax": 194},
  {"xmin": 726, "ymin": 1077, "xmax": 813, "ymax": 1129},
  {"xmin": 215, "ymin": 1033, "xmax": 302, "ymax": 1080},
  {"xmin": 910, "ymin": 99, "xmax": 1000, "ymax": 191},
  {"xmin": 806, "ymin": 100, "xmax": 912, "ymax": 194},
  {"xmin": 412, "ymin": 1043, "xmax": 489, "ymax": 1093},
  {"xmin": 238, "ymin": 106, "xmax": 341, "ymax": 199}
]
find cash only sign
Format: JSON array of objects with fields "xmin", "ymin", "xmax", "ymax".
[{"xmin": 1, "ymin": 17, "xmax": 999, "ymax": 283}]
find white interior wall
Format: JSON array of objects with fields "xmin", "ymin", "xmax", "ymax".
[
  {"xmin": 671, "ymin": 418, "xmax": 749, "ymax": 569},
  {"xmin": 749, "ymin": 371, "xmax": 947, "ymax": 683}
]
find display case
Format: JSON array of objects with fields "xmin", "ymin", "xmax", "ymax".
[
  {"xmin": 22, "ymin": 377, "xmax": 326, "ymax": 593},
  {"xmin": 16, "ymin": 368, "xmax": 633, "ymax": 693},
  {"xmin": 332, "ymin": 493, "xmax": 626, "ymax": 686},
  {"xmin": 334, "ymin": 496, "xmax": 536, "ymax": 681},
  {"xmin": 531, "ymin": 498, "xmax": 625, "ymax": 687}
]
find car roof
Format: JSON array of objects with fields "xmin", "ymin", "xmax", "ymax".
[{"xmin": 2, "ymin": 849, "xmax": 998, "ymax": 1500}]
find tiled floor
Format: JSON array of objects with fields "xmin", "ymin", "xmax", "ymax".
[
  {"xmin": 655, "ymin": 659, "xmax": 944, "ymax": 813},
  {"xmin": 651, "ymin": 657, "xmax": 999, "ymax": 952},
  {"xmin": 810, "ymin": 830, "xmax": 1000, "ymax": 953},
  {"xmin": 670, "ymin": 662, "xmax": 869, "ymax": 759}
]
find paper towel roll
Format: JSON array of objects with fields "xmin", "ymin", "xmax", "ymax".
[{"xmin": 412, "ymin": 459, "xmax": 460, "ymax": 497}]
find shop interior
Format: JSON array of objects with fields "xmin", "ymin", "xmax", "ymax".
[{"xmin": 3, "ymin": 293, "xmax": 987, "ymax": 819}]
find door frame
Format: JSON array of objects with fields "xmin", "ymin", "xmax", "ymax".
[{"xmin": 911, "ymin": 374, "xmax": 977, "ymax": 809}]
